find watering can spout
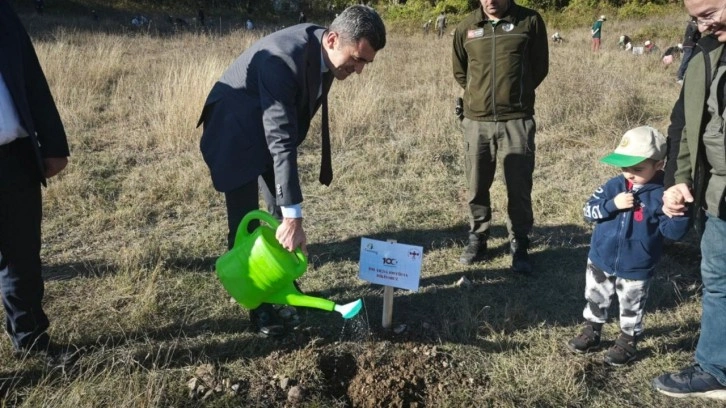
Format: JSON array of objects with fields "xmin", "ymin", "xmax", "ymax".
[
  {"xmin": 266, "ymin": 282, "xmax": 335, "ymax": 312},
  {"xmin": 215, "ymin": 210, "xmax": 362, "ymax": 319},
  {"xmin": 266, "ymin": 282, "xmax": 362, "ymax": 319}
]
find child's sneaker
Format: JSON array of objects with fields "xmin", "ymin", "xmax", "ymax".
[
  {"xmin": 567, "ymin": 323, "xmax": 602, "ymax": 354},
  {"xmin": 604, "ymin": 332, "xmax": 637, "ymax": 366}
]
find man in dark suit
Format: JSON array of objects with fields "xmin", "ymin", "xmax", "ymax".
[
  {"xmin": 198, "ymin": 5, "xmax": 386, "ymax": 337},
  {"xmin": 0, "ymin": 1, "xmax": 70, "ymax": 355}
]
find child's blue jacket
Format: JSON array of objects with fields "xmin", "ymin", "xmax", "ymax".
[{"xmin": 583, "ymin": 172, "xmax": 690, "ymax": 280}]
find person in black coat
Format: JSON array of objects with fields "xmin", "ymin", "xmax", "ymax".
[{"xmin": 0, "ymin": 1, "xmax": 70, "ymax": 355}]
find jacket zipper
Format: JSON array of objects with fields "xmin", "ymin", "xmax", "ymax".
[
  {"xmin": 613, "ymin": 195, "xmax": 632, "ymax": 274},
  {"xmin": 490, "ymin": 22, "xmax": 497, "ymax": 120}
]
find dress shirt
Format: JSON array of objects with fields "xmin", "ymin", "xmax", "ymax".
[{"xmin": 0, "ymin": 73, "xmax": 28, "ymax": 145}]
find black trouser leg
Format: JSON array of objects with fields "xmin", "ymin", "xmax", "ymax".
[{"xmin": 0, "ymin": 183, "xmax": 48, "ymax": 350}]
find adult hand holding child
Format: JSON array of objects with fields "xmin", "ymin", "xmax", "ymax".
[{"xmin": 662, "ymin": 183, "xmax": 693, "ymax": 217}]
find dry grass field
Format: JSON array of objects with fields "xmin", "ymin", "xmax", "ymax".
[{"xmin": 1, "ymin": 7, "xmax": 721, "ymax": 407}]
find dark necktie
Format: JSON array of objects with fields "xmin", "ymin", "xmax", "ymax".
[{"xmin": 319, "ymin": 74, "xmax": 333, "ymax": 186}]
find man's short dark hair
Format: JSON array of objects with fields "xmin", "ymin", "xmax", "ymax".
[{"xmin": 330, "ymin": 5, "xmax": 386, "ymax": 51}]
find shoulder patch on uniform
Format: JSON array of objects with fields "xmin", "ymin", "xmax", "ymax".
[{"xmin": 467, "ymin": 28, "xmax": 484, "ymax": 39}]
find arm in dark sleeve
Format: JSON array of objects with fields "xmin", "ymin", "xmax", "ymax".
[
  {"xmin": 18, "ymin": 9, "xmax": 69, "ymax": 158},
  {"xmin": 658, "ymin": 210, "xmax": 691, "ymax": 241},
  {"xmin": 583, "ymin": 179, "xmax": 620, "ymax": 223},
  {"xmin": 530, "ymin": 13, "xmax": 549, "ymax": 89},
  {"xmin": 259, "ymin": 56, "xmax": 303, "ymax": 207},
  {"xmin": 452, "ymin": 26, "xmax": 468, "ymax": 89},
  {"xmin": 664, "ymin": 86, "xmax": 684, "ymax": 188}
]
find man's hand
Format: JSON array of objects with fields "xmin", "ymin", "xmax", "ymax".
[
  {"xmin": 44, "ymin": 157, "xmax": 68, "ymax": 178},
  {"xmin": 614, "ymin": 192, "xmax": 635, "ymax": 210},
  {"xmin": 663, "ymin": 183, "xmax": 693, "ymax": 217},
  {"xmin": 276, "ymin": 217, "xmax": 308, "ymax": 255}
]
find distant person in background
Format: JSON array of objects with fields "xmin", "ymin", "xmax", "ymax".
[
  {"xmin": 91, "ymin": 9, "xmax": 99, "ymax": 22},
  {"xmin": 452, "ymin": 0, "xmax": 549, "ymax": 272},
  {"xmin": 644, "ymin": 40, "xmax": 658, "ymax": 54},
  {"xmin": 591, "ymin": 15, "xmax": 606, "ymax": 52},
  {"xmin": 0, "ymin": 1, "xmax": 70, "ymax": 357},
  {"xmin": 198, "ymin": 5, "xmax": 386, "ymax": 338},
  {"xmin": 246, "ymin": 18, "xmax": 254, "ymax": 30},
  {"xmin": 651, "ymin": 0, "xmax": 726, "ymax": 399},
  {"xmin": 131, "ymin": 15, "xmax": 149, "ymax": 28},
  {"xmin": 567, "ymin": 126, "xmax": 689, "ymax": 366},
  {"xmin": 662, "ymin": 44, "xmax": 682, "ymax": 66},
  {"xmin": 34, "ymin": 0, "xmax": 43, "ymax": 15},
  {"xmin": 423, "ymin": 19, "xmax": 432, "ymax": 35},
  {"xmin": 198, "ymin": 8, "xmax": 205, "ymax": 28},
  {"xmin": 298, "ymin": 11, "xmax": 306, "ymax": 24},
  {"xmin": 436, "ymin": 12, "xmax": 446, "ymax": 38},
  {"xmin": 676, "ymin": 17, "xmax": 701, "ymax": 84},
  {"xmin": 618, "ymin": 34, "xmax": 632, "ymax": 50},
  {"xmin": 551, "ymin": 31, "xmax": 563, "ymax": 43}
]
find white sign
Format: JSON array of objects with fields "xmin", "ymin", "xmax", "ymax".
[{"xmin": 358, "ymin": 238, "xmax": 423, "ymax": 291}]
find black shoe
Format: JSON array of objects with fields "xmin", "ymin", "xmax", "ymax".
[
  {"xmin": 12, "ymin": 338, "xmax": 82, "ymax": 367},
  {"xmin": 566, "ymin": 322, "xmax": 602, "ymax": 354},
  {"xmin": 9, "ymin": 331, "xmax": 50, "ymax": 358},
  {"xmin": 250, "ymin": 304, "xmax": 285, "ymax": 338},
  {"xmin": 653, "ymin": 364, "xmax": 726, "ymax": 400},
  {"xmin": 459, "ymin": 234, "xmax": 487, "ymax": 265},
  {"xmin": 604, "ymin": 332, "xmax": 638, "ymax": 366},
  {"xmin": 511, "ymin": 237, "xmax": 532, "ymax": 274}
]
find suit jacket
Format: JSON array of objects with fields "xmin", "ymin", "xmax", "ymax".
[
  {"xmin": 0, "ymin": 1, "xmax": 69, "ymax": 186},
  {"xmin": 198, "ymin": 24, "xmax": 333, "ymax": 206}
]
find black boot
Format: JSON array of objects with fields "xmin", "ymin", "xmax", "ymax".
[
  {"xmin": 250, "ymin": 303, "xmax": 285, "ymax": 338},
  {"xmin": 511, "ymin": 236, "xmax": 532, "ymax": 274},
  {"xmin": 459, "ymin": 233, "xmax": 487, "ymax": 265}
]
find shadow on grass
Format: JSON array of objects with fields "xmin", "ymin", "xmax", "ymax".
[
  {"xmin": 42, "ymin": 260, "xmax": 118, "ymax": 281},
  {"xmin": 37, "ymin": 222, "xmax": 703, "ymax": 371},
  {"xmin": 42, "ymin": 256, "xmax": 219, "ymax": 281},
  {"xmin": 0, "ymin": 367, "xmax": 47, "ymax": 400},
  {"xmin": 299, "ymin": 222, "xmax": 703, "ymax": 350},
  {"xmin": 306, "ymin": 224, "xmax": 468, "ymax": 269}
]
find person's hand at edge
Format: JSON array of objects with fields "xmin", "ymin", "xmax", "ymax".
[{"xmin": 44, "ymin": 157, "xmax": 68, "ymax": 178}]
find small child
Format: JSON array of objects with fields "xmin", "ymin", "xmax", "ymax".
[{"xmin": 567, "ymin": 126, "xmax": 690, "ymax": 366}]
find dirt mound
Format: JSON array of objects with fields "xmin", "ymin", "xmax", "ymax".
[
  {"xmin": 186, "ymin": 342, "xmax": 488, "ymax": 406},
  {"xmin": 325, "ymin": 342, "xmax": 488, "ymax": 407}
]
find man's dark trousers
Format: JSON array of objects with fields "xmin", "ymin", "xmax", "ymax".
[
  {"xmin": 224, "ymin": 171, "xmax": 280, "ymax": 250},
  {"xmin": 462, "ymin": 117, "xmax": 536, "ymax": 240},
  {"xmin": 0, "ymin": 138, "xmax": 49, "ymax": 351}
]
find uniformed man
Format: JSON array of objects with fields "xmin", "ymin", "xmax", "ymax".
[{"xmin": 452, "ymin": 0, "xmax": 549, "ymax": 273}]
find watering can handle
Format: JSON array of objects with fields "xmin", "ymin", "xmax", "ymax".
[{"xmin": 236, "ymin": 210, "xmax": 307, "ymax": 267}]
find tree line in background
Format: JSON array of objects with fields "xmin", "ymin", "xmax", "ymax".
[{"xmin": 9, "ymin": 0, "xmax": 686, "ymax": 29}]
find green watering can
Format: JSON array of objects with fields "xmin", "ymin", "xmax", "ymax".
[{"xmin": 216, "ymin": 210, "xmax": 362, "ymax": 319}]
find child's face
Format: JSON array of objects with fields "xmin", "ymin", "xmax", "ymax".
[{"xmin": 621, "ymin": 160, "xmax": 662, "ymax": 185}]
